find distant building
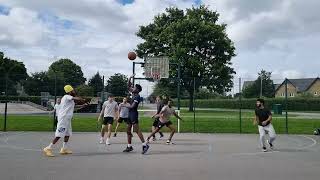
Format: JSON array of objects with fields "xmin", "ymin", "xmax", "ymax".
[{"xmin": 275, "ymin": 78, "xmax": 320, "ymax": 97}]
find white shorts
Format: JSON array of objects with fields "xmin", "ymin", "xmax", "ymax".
[{"xmin": 55, "ymin": 116, "xmax": 72, "ymax": 137}]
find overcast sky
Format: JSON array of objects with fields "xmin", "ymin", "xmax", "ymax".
[{"xmin": 0, "ymin": 0, "xmax": 319, "ymax": 95}]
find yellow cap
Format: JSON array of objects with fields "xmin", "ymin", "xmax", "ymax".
[{"xmin": 64, "ymin": 85, "xmax": 74, "ymax": 93}]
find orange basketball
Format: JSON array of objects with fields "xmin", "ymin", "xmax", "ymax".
[{"xmin": 128, "ymin": 52, "xmax": 136, "ymax": 60}]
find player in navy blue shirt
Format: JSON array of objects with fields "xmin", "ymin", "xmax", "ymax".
[{"xmin": 123, "ymin": 74, "xmax": 150, "ymax": 154}]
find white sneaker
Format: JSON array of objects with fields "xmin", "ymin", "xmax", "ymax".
[
  {"xmin": 99, "ymin": 138, "xmax": 105, "ymax": 144},
  {"xmin": 106, "ymin": 140, "xmax": 111, "ymax": 145}
]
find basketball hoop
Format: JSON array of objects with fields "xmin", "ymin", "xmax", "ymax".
[{"xmin": 144, "ymin": 56, "xmax": 169, "ymax": 81}]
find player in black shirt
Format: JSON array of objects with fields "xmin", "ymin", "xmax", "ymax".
[
  {"xmin": 254, "ymin": 98, "xmax": 276, "ymax": 152},
  {"xmin": 151, "ymin": 96, "xmax": 164, "ymax": 141},
  {"xmin": 123, "ymin": 74, "xmax": 149, "ymax": 154}
]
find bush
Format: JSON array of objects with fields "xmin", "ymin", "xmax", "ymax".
[
  {"xmin": 0, "ymin": 96, "xmax": 42, "ymax": 105},
  {"xmin": 176, "ymin": 98, "xmax": 320, "ymax": 111}
]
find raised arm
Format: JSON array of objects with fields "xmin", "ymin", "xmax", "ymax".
[{"xmin": 128, "ymin": 74, "xmax": 135, "ymax": 93}]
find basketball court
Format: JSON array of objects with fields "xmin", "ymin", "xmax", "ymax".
[{"xmin": 0, "ymin": 132, "xmax": 319, "ymax": 180}]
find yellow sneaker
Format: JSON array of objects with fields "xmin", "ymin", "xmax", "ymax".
[
  {"xmin": 60, "ymin": 148, "xmax": 73, "ymax": 155},
  {"xmin": 43, "ymin": 147, "xmax": 55, "ymax": 157}
]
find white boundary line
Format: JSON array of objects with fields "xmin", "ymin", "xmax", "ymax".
[
  {"xmin": 298, "ymin": 135, "xmax": 317, "ymax": 149},
  {"xmin": 0, "ymin": 132, "xmax": 41, "ymax": 152},
  {"xmin": 231, "ymin": 135, "xmax": 318, "ymax": 156}
]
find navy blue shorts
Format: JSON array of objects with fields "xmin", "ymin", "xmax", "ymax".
[{"xmin": 127, "ymin": 112, "xmax": 139, "ymax": 124}]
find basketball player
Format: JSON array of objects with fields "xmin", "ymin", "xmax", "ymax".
[
  {"xmin": 254, "ymin": 98, "xmax": 276, "ymax": 152},
  {"xmin": 122, "ymin": 74, "xmax": 149, "ymax": 154},
  {"xmin": 147, "ymin": 99, "xmax": 182, "ymax": 145},
  {"xmin": 151, "ymin": 96, "xmax": 164, "ymax": 141},
  {"xmin": 98, "ymin": 94, "xmax": 119, "ymax": 145},
  {"xmin": 43, "ymin": 85, "xmax": 86, "ymax": 157},
  {"xmin": 113, "ymin": 97, "xmax": 130, "ymax": 137}
]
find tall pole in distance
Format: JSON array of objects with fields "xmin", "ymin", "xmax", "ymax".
[
  {"xmin": 102, "ymin": 76, "xmax": 105, "ymax": 103},
  {"xmin": 193, "ymin": 77, "xmax": 196, "ymax": 133},
  {"xmin": 285, "ymin": 78, "xmax": 288, "ymax": 134},
  {"xmin": 53, "ymin": 72, "xmax": 57, "ymax": 131},
  {"xmin": 260, "ymin": 75, "xmax": 263, "ymax": 98},
  {"xmin": 239, "ymin": 77, "xmax": 242, "ymax": 134},
  {"xmin": 4, "ymin": 73, "xmax": 8, "ymax": 131}
]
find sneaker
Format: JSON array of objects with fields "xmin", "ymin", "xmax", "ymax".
[
  {"xmin": 123, "ymin": 146, "xmax": 134, "ymax": 152},
  {"xmin": 166, "ymin": 140, "xmax": 175, "ymax": 145},
  {"xmin": 262, "ymin": 147, "xmax": 267, "ymax": 152},
  {"xmin": 106, "ymin": 140, "xmax": 111, "ymax": 145},
  {"xmin": 60, "ymin": 148, "xmax": 73, "ymax": 155},
  {"xmin": 43, "ymin": 147, "xmax": 55, "ymax": 157},
  {"xmin": 267, "ymin": 140, "xmax": 274, "ymax": 150},
  {"xmin": 99, "ymin": 138, "xmax": 105, "ymax": 144},
  {"xmin": 113, "ymin": 133, "xmax": 117, "ymax": 137},
  {"xmin": 142, "ymin": 144, "xmax": 150, "ymax": 154}
]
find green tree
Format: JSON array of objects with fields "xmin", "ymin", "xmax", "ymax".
[
  {"xmin": 136, "ymin": 6, "xmax": 236, "ymax": 111},
  {"xmin": 243, "ymin": 70, "xmax": 275, "ymax": 98},
  {"xmin": 47, "ymin": 59, "xmax": 86, "ymax": 95},
  {"xmin": 75, "ymin": 84, "xmax": 94, "ymax": 97},
  {"xmin": 23, "ymin": 72, "xmax": 50, "ymax": 96},
  {"xmin": 88, "ymin": 72, "xmax": 104, "ymax": 96},
  {"xmin": 106, "ymin": 73, "xmax": 128, "ymax": 97},
  {"xmin": 152, "ymin": 79, "xmax": 179, "ymax": 98},
  {"xmin": 0, "ymin": 52, "xmax": 28, "ymax": 95}
]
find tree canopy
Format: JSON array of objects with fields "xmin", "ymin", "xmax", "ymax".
[{"xmin": 136, "ymin": 6, "xmax": 236, "ymax": 110}]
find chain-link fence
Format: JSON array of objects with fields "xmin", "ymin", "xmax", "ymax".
[{"xmin": 1, "ymin": 74, "xmax": 320, "ymax": 134}]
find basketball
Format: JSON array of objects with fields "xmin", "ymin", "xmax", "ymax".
[{"xmin": 128, "ymin": 51, "xmax": 136, "ymax": 60}]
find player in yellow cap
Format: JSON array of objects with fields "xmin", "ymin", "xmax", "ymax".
[{"xmin": 43, "ymin": 85, "xmax": 87, "ymax": 157}]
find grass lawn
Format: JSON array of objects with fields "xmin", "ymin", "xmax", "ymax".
[{"xmin": 0, "ymin": 110, "xmax": 319, "ymax": 134}]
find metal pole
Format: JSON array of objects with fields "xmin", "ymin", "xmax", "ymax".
[
  {"xmin": 177, "ymin": 63, "xmax": 181, "ymax": 133},
  {"xmin": 132, "ymin": 62, "xmax": 135, "ymax": 86},
  {"xmin": 260, "ymin": 75, "xmax": 263, "ymax": 98},
  {"xmin": 239, "ymin": 78, "xmax": 242, "ymax": 134},
  {"xmin": 102, "ymin": 76, "xmax": 105, "ymax": 102},
  {"xmin": 53, "ymin": 72, "xmax": 57, "ymax": 131},
  {"xmin": 4, "ymin": 73, "xmax": 8, "ymax": 131},
  {"xmin": 193, "ymin": 77, "xmax": 196, "ymax": 133},
  {"xmin": 285, "ymin": 78, "xmax": 288, "ymax": 134}
]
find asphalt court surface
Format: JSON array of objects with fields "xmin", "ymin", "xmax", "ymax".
[{"xmin": 0, "ymin": 132, "xmax": 319, "ymax": 180}]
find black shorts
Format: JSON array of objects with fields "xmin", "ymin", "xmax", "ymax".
[
  {"xmin": 127, "ymin": 112, "xmax": 139, "ymax": 124},
  {"xmin": 103, "ymin": 117, "xmax": 114, "ymax": 125},
  {"xmin": 157, "ymin": 121, "xmax": 173, "ymax": 129},
  {"xmin": 153, "ymin": 117, "xmax": 160, "ymax": 127},
  {"xmin": 118, "ymin": 117, "xmax": 129, "ymax": 123}
]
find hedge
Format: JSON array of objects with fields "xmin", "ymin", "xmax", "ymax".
[
  {"xmin": 177, "ymin": 98, "xmax": 320, "ymax": 111},
  {"xmin": 0, "ymin": 96, "xmax": 42, "ymax": 105}
]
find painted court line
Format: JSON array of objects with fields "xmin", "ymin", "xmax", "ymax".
[{"xmin": 298, "ymin": 135, "xmax": 317, "ymax": 149}]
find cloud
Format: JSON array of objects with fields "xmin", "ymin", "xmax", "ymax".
[{"xmin": 0, "ymin": 0, "xmax": 319, "ymax": 97}]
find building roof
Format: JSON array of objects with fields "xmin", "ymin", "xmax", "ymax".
[{"xmin": 276, "ymin": 78, "xmax": 319, "ymax": 92}]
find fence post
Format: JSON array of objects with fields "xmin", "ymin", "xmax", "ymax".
[
  {"xmin": 239, "ymin": 78, "xmax": 242, "ymax": 134},
  {"xmin": 193, "ymin": 77, "xmax": 196, "ymax": 133},
  {"xmin": 285, "ymin": 78, "xmax": 288, "ymax": 134},
  {"xmin": 53, "ymin": 72, "xmax": 57, "ymax": 131},
  {"xmin": 177, "ymin": 63, "xmax": 181, "ymax": 133},
  {"xmin": 4, "ymin": 73, "xmax": 8, "ymax": 132}
]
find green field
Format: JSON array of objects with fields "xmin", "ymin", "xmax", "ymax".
[{"xmin": 0, "ymin": 110, "xmax": 319, "ymax": 134}]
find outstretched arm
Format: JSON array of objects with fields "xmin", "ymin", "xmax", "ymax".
[
  {"xmin": 128, "ymin": 74, "xmax": 135, "ymax": 93},
  {"xmin": 173, "ymin": 111, "xmax": 182, "ymax": 121}
]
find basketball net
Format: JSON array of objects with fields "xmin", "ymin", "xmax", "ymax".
[{"xmin": 152, "ymin": 72, "xmax": 161, "ymax": 82}]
